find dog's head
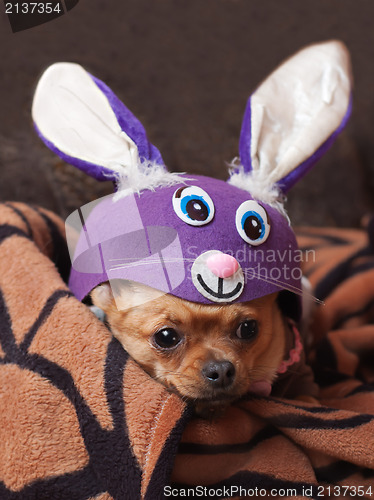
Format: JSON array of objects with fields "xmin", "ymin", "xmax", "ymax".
[{"xmin": 92, "ymin": 281, "xmax": 287, "ymax": 407}]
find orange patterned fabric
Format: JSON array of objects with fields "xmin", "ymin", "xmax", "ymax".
[{"xmin": 1, "ymin": 203, "xmax": 374, "ymax": 499}]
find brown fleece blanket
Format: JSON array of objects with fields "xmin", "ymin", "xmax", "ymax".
[{"xmin": 1, "ymin": 203, "xmax": 374, "ymax": 500}]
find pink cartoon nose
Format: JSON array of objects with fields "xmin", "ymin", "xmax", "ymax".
[{"xmin": 206, "ymin": 253, "xmax": 239, "ymax": 279}]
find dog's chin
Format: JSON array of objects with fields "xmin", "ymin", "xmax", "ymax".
[
  {"xmin": 167, "ymin": 383, "xmax": 244, "ymax": 418},
  {"xmin": 168, "ymin": 378, "xmax": 275, "ymax": 418},
  {"xmin": 191, "ymin": 395, "xmax": 237, "ymax": 419}
]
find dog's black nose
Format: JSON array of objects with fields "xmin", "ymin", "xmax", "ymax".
[{"xmin": 202, "ymin": 360, "xmax": 235, "ymax": 388}]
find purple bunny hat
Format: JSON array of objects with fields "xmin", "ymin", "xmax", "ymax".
[{"xmin": 32, "ymin": 40, "xmax": 352, "ymax": 317}]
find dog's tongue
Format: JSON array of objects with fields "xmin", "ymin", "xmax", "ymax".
[{"xmin": 249, "ymin": 380, "xmax": 272, "ymax": 397}]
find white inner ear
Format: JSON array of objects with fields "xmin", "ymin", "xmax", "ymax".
[
  {"xmin": 250, "ymin": 40, "xmax": 352, "ymax": 186},
  {"xmin": 32, "ymin": 62, "xmax": 139, "ymax": 173}
]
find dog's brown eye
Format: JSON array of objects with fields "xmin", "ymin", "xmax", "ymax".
[
  {"xmin": 153, "ymin": 328, "xmax": 182, "ymax": 349},
  {"xmin": 236, "ymin": 320, "xmax": 258, "ymax": 340}
]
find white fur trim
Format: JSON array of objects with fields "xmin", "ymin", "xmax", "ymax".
[
  {"xmin": 112, "ymin": 160, "xmax": 189, "ymax": 200},
  {"xmin": 227, "ymin": 161, "xmax": 290, "ymax": 222}
]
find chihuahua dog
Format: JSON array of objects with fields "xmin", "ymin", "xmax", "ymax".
[{"xmin": 91, "ymin": 280, "xmax": 290, "ymax": 417}]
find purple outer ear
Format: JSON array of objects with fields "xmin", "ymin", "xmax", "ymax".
[
  {"xmin": 33, "ymin": 72, "xmax": 164, "ymax": 183},
  {"xmin": 238, "ymin": 94, "xmax": 352, "ymax": 194},
  {"xmin": 278, "ymin": 96, "xmax": 352, "ymax": 193},
  {"xmin": 91, "ymin": 76, "xmax": 164, "ymax": 169},
  {"xmin": 238, "ymin": 99, "xmax": 253, "ymax": 175}
]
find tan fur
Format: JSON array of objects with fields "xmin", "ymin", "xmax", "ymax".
[{"xmin": 91, "ymin": 281, "xmax": 287, "ymax": 414}]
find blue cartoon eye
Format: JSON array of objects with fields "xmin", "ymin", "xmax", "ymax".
[
  {"xmin": 172, "ymin": 186, "xmax": 215, "ymax": 226},
  {"xmin": 235, "ymin": 200, "xmax": 270, "ymax": 245}
]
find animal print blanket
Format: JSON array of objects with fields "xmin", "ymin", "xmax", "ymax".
[{"xmin": 1, "ymin": 203, "xmax": 374, "ymax": 500}]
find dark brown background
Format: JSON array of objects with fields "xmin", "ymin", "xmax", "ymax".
[{"xmin": 0, "ymin": 0, "xmax": 373, "ymax": 226}]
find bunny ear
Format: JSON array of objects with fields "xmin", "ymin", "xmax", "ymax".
[
  {"xmin": 32, "ymin": 62, "xmax": 165, "ymax": 183},
  {"xmin": 235, "ymin": 40, "xmax": 352, "ymax": 196}
]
